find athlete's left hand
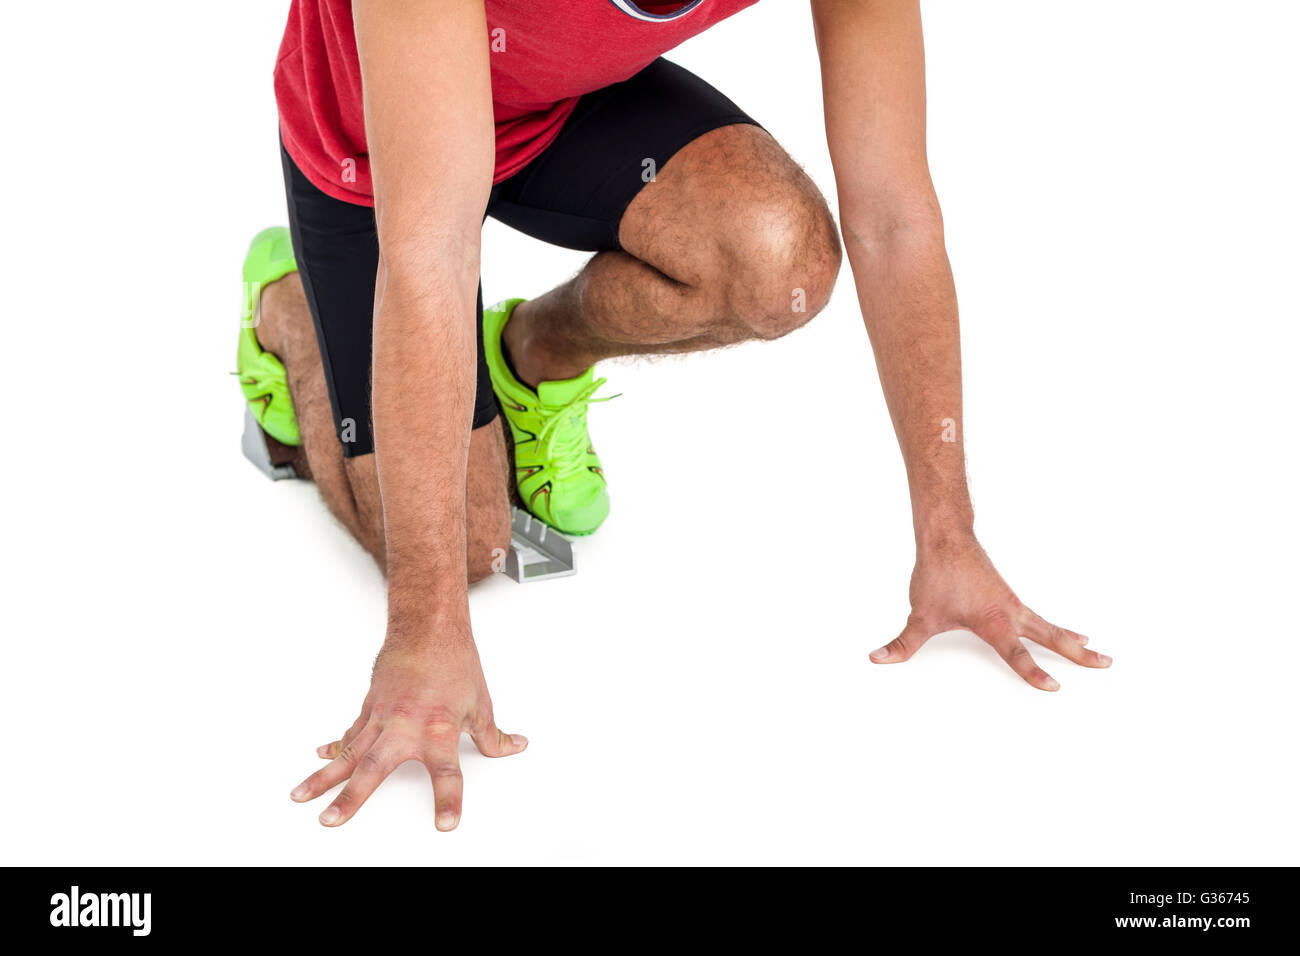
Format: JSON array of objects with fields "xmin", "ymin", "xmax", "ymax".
[{"xmin": 869, "ymin": 536, "xmax": 1112, "ymax": 690}]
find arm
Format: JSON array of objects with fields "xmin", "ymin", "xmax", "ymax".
[
  {"xmin": 811, "ymin": 0, "xmax": 1110, "ymax": 687},
  {"xmin": 365, "ymin": 0, "xmax": 486, "ymax": 625},
  {"xmin": 289, "ymin": 0, "xmax": 525, "ymax": 829}
]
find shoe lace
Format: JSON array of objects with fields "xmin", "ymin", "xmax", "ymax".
[{"xmin": 536, "ymin": 377, "xmax": 619, "ymax": 480}]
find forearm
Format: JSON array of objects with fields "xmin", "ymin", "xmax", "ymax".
[
  {"xmin": 351, "ymin": 0, "xmax": 494, "ymax": 650},
  {"xmin": 371, "ymin": 253, "xmax": 481, "ymax": 644},
  {"xmin": 811, "ymin": 0, "xmax": 972, "ymax": 544},
  {"xmin": 844, "ymin": 217, "xmax": 974, "ymax": 549}
]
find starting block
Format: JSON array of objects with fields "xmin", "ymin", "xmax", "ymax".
[{"xmin": 505, "ymin": 508, "xmax": 576, "ymax": 582}]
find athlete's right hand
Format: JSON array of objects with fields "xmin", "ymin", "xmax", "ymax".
[{"xmin": 289, "ymin": 636, "xmax": 527, "ymax": 830}]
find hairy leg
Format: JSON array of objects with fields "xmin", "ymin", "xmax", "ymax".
[
  {"xmin": 503, "ymin": 124, "xmax": 843, "ymax": 387},
  {"xmin": 256, "ymin": 274, "xmax": 511, "ymax": 582}
]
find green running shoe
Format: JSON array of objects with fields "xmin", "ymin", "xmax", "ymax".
[
  {"xmin": 484, "ymin": 298, "xmax": 614, "ymax": 536},
  {"xmin": 237, "ymin": 227, "xmax": 301, "ymax": 447}
]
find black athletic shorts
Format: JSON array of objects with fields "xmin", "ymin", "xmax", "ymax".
[{"xmin": 281, "ymin": 57, "xmax": 760, "ymax": 457}]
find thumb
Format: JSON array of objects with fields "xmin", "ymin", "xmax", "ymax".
[
  {"xmin": 870, "ymin": 618, "xmax": 933, "ymax": 663},
  {"xmin": 471, "ymin": 719, "xmax": 529, "ymax": 758}
]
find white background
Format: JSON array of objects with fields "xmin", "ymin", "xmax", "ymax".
[{"xmin": 2, "ymin": 1, "xmax": 1296, "ymax": 865}]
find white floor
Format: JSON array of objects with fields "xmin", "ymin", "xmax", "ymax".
[{"xmin": 3, "ymin": 2, "xmax": 1297, "ymax": 865}]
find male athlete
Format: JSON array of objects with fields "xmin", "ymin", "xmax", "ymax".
[{"xmin": 238, "ymin": 0, "xmax": 1111, "ymax": 830}]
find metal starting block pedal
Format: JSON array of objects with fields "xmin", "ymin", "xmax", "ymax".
[
  {"xmin": 242, "ymin": 407, "xmax": 575, "ymax": 583},
  {"xmin": 506, "ymin": 508, "xmax": 576, "ymax": 583},
  {"xmin": 241, "ymin": 407, "xmax": 299, "ymax": 481}
]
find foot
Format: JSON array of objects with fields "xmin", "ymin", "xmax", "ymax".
[
  {"xmin": 483, "ymin": 299, "xmax": 614, "ymax": 535},
  {"xmin": 238, "ymin": 227, "xmax": 302, "ymax": 447}
]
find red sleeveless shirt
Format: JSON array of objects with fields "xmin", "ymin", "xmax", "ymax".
[{"xmin": 274, "ymin": 0, "xmax": 759, "ymax": 206}]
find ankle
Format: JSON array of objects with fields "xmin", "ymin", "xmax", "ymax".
[
  {"xmin": 502, "ymin": 301, "xmax": 591, "ymax": 388},
  {"xmin": 254, "ymin": 275, "xmax": 298, "ymax": 356}
]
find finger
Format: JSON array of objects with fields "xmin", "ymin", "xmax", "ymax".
[
  {"xmin": 974, "ymin": 611, "xmax": 1058, "ymax": 691},
  {"xmin": 1025, "ymin": 611, "xmax": 1091, "ymax": 648},
  {"xmin": 470, "ymin": 719, "xmax": 528, "ymax": 759},
  {"xmin": 318, "ymin": 712, "xmax": 369, "ymax": 758},
  {"xmin": 995, "ymin": 638, "xmax": 1059, "ymax": 691},
  {"xmin": 870, "ymin": 619, "xmax": 934, "ymax": 663},
  {"xmin": 1024, "ymin": 615, "xmax": 1112, "ymax": 669},
  {"xmin": 423, "ymin": 729, "xmax": 465, "ymax": 832},
  {"xmin": 317, "ymin": 733, "xmax": 411, "ymax": 827},
  {"xmin": 290, "ymin": 723, "xmax": 380, "ymax": 803}
]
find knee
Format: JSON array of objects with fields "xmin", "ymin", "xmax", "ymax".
[{"xmin": 722, "ymin": 189, "xmax": 842, "ymax": 340}]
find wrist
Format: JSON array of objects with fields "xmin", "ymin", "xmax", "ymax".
[
  {"xmin": 373, "ymin": 632, "xmax": 479, "ymax": 683},
  {"xmin": 914, "ymin": 511, "xmax": 976, "ymax": 555},
  {"xmin": 908, "ymin": 471, "xmax": 974, "ymax": 551},
  {"xmin": 385, "ymin": 587, "xmax": 472, "ymax": 651},
  {"xmin": 379, "ymin": 623, "xmax": 475, "ymax": 670}
]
